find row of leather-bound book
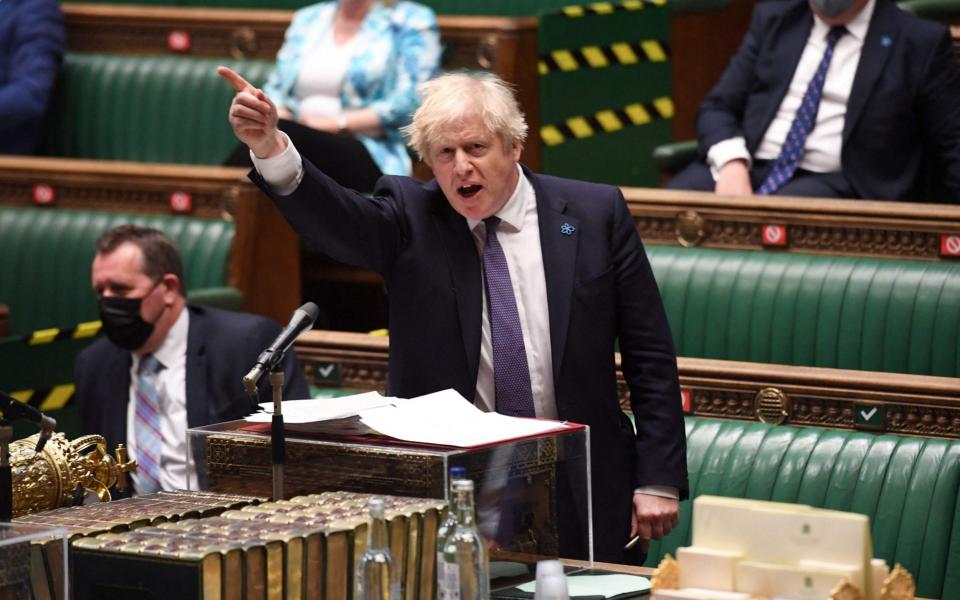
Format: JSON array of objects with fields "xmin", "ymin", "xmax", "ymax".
[{"xmin": 17, "ymin": 489, "xmax": 446, "ymax": 600}]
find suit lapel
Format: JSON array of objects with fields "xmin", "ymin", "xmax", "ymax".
[
  {"xmin": 526, "ymin": 168, "xmax": 579, "ymax": 380},
  {"xmin": 844, "ymin": 0, "xmax": 897, "ymax": 140},
  {"xmin": 184, "ymin": 306, "xmax": 208, "ymax": 429},
  {"xmin": 430, "ymin": 192, "xmax": 483, "ymax": 394},
  {"xmin": 105, "ymin": 348, "xmax": 132, "ymax": 447}
]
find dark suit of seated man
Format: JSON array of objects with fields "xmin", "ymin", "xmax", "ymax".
[
  {"xmin": 219, "ymin": 67, "xmax": 689, "ymax": 565},
  {"xmin": 74, "ymin": 225, "xmax": 309, "ymax": 495},
  {"xmin": 667, "ymin": 0, "xmax": 960, "ymax": 201}
]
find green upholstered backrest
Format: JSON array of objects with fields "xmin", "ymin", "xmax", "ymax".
[
  {"xmin": 44, "ymin": 54, "xmax": 272, "ymax": 164},
  {"xmin": 643, "ymin": 417, "xmax": 960, "ymax": 599},
  {"xmin": 0, "ymin": 207, "xmax": 234, "ymax": 336},
  {"xmin": 646, "ymin": 245, "xmax": 960, "ymax": 377}
]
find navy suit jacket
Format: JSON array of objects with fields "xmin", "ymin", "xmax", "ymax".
[
  {"xmin": 0, "ymin": 0, "xmax": 64, "ymax": 154},
  {"xmin": 698, "ymin": 0, "xmax": 960, "ymax": 201},
  {"xmin": 75, "ymin": 305, "xmax": 309, "ymax": 467},
  {"xmin": 253, "ymin": 161, "xmax": 689, "ymax": 562}
]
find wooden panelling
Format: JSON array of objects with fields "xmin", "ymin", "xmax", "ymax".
[
  {"xmin": 623, "ymin": 186, "xmax": 960, "ymax": 260},
  {"xmin": 0, "ymin": 157, "xmax": 299, "ymax": 324},
  {"xmin": 295, "ymin": 329, "xmax": 960, "ymax": 439}
]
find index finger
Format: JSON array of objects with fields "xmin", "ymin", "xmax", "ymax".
[{"xmin": 217, "ymin": 65, "xmax": 254, "ymax": 92}]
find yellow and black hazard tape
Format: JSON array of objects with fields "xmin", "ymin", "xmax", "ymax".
[
  {"xmin": 9, "ymin": 384, "xmax": 75, "ymax": 412},
  {"xmin": 21, "ymin": 320, "xmax": 101, "ymax": 346},
  {"xmin": 540, "ymin": 97, "xmax": 674, "ymax": 146},
  {"xmin": 539, "ymin": 39, "xmax": 670, "ymax": 75},
  {"xmin": 559, "ymin": 0, "xmax": 667, "ymax": 18}
]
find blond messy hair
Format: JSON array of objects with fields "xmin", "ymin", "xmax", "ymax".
[{"xmin": 402, "ymin": 72, "xmax": 528, "ymax": 166}]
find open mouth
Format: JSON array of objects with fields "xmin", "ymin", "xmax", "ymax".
[{"xmin": 458, "ymin": 184, "xmax": 482, "ymax": 198}]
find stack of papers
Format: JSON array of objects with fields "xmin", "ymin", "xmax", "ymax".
[{"xmin": 245, "ymin": 389, "xmax": 572, "ymax": 448}]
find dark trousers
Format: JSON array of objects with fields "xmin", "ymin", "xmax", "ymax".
[
  {"xmin": 666, "ymin": 159, "xmax": 857, "ymax": 198},
  {"xmin": 224, "ymin": 118, "xmax": 383, "ymax": 193}
]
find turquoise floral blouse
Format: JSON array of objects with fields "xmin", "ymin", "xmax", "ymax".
[{"xmin": 263, "ymin": 1, "xmax": 441, "ymax": 177}]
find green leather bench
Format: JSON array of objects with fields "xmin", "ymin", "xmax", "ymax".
[
  {"xmin": 647, "ymin": 245, "xmax": 960, "ymax": 377},
  {"xmin": 0, "ymin": 207, "xmax": 236, "ymax": 336},
  {"xmin": 646, "ymin": 416, "xmax": 960, "ymax": 599},
  {"xmin": 44, "ymin": 54, "xmax": 272, "ymax": 164}
]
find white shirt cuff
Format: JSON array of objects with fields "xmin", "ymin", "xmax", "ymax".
[
  {"xmin": 706, "ymin": 137, "xmax": 752, "ymax": 180},
  {"xmin": 250, "ymin": 131, "xmax": 303, "ymax": 195},
  {"xmin": 633, "ymin": 485, "xmax": 679, "ymax": 500}
]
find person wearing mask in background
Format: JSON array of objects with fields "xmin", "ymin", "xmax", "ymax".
[
  {"xmin": 666, "ymin": 0, "xmax": 960, "ymax": 201},
  {"xmin": 0, "ymin": 0, "xmax": 65, "ymax": 155},
  {"xmin": 75, "ymin": 225, "xmax": 309, "ymax": 495},
  {"xmin": 224, "ymin": 0, "xmax": 441, "ymax": 193}
]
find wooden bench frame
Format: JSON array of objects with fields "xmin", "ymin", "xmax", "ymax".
[
  {"xmin": 624, "ymin": 187, "xmax": 960, "ymax": 260},
  {"xmin": 295, "ymin": 329, "xmax": 960, "ymax": 439},
  {"xmin": 60, "ymin": 3, "xmax": 541, "ymax": 171},
  {"xmin": 0, "ymin": 156, "xmax": 299, "ymax": 324}
]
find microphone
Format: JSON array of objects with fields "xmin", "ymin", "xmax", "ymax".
[
  {"xmin": 243, "ymin": 302, "xmax": 319, "ymax": 395},
  {"xmin": 0, "ymin": 391, "xmax": 57, "ymax": 452}
]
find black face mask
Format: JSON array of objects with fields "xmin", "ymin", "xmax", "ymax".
[{"xmin": 98, "ymin": 296, "xmax": 155, "ymax": 351}]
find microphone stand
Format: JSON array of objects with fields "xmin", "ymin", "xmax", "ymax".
[{"xmin": 269, "ymin": 365, "xmax": 285, "ymax": 501}]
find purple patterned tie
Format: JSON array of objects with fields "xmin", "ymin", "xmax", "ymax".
[
  {"xmin": 134, "ymin": 354, "xmax": 163, "ymax": 494},
  {"xmin": 482, "ymin": 217, "xmax": 535, "ymax": 417},
  {"xmin": 757, "ymin": 26, "xmax": 846, "ymax": 195}
]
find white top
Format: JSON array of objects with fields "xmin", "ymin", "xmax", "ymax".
[
  {"xmin": 707, "ymin": 0, "xmax": 876, "ymax": 178},
  {"xmin": 126, "ymin": 308, "xmax": 197, "ymax": 493},
  {"xmin": 296, "ymin": 31, "xmax": 356, "ymax": 118}
]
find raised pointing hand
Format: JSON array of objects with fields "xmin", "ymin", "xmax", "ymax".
[{"xmin": 217, "ymin": 65, "xmax": 285, "ymax": 159}]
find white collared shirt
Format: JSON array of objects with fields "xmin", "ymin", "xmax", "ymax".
[
  {"xmin": 466, "ymin": 165, "xmax": 557, "ymax": 419},
  {"xmin": 126, "ymin": 307, "xmax": 197, "ymax": 492},
  {"xmin": 708, "ymin": 0, "xmax": 876, "ymax": 178}
]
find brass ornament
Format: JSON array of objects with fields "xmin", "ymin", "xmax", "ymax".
[
  {"xmin": 880, "ymin": 564, "xmax": 916, "ymax": 600},
  {"xmin": 829, "ymin": 578, "xmax": 861, "ymax": 600},
  {"xmin": 10, "ymin": 433, "xmax": 137, "ymax": 518},
  {"xmin": 755, "ymin": 387, "xmax": 790, "ymax": 425},
  {"xmin": 650, "ymin": 553, "xmax": 679, "ymax": 591},
  {"xmin": 675, "ymin": 211, "xmax": 706, "ymax": 247}
]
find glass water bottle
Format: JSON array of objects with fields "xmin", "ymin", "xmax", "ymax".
[
  {"xmin": 440, "ymin": 479, "xmax": 488, "ymax": 600},
  {"xmin": 437, "ymin": 466, "xmax": 467, "ymax": 600},
  {"xmin": 357, "ymin": 496, "xmax": 399, "ymax": 600}
]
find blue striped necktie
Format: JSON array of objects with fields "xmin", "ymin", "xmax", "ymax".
[
  {"xmin": 758, "ymin": 26, "xmax": 847, "ymax": 195},
  {"xmin": 482, "ymin": 217, "xmax": 536, "ymax": 418},
  {"xmin": 134, "ymin": 354, "xmax": 163, "ymax": 494}
]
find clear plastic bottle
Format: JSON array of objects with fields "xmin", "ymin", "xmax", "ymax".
[
  {"xmin": 440, "ymin": 479, "xmax": 488, "ymax": 600},
  {"xmin": 437, "ymin": 466, "xmax": 467, "ymax": 600},
  {"xmin": 356, "ymin": 496, "xmax": 399, "ymax": 600},
  {"xmin": 534, "ymin": 560, "xmax": 570, "ymax": 600}
]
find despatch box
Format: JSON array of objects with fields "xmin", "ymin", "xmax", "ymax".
[{"xmin": 188, "ymin": 420, "xmax": 592, "ymax": 560}]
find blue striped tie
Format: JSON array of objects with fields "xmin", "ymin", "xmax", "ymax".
[
  {"xmin": 758, "ymin": 26, "xmax": 846, "ymax": 195},
  {"xmin": 134, "ymin": 354, "xmax": 163, "ymax": 494},
  {"xmin": 482, "ymin": 217, "xmax": 536, "ymax": 418}
]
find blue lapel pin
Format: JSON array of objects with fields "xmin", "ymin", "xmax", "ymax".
[
  {"xmin": 881, "ymin": 35, "xmax": 892, "ymax": 47},
  {"xmin": 560, "ymin": 223, "xmax": 575, "ymax": 235}
]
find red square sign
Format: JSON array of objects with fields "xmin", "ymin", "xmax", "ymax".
[
  {"xmin": 762, "ymin": 224, "xmax": 787, "ymax": 246},
  {"xmin": 32, "ymin": 184, "xmax": 55, "ymax": 206},
  {"xmin": 167, "ymin": 31, "xmax": 191, "ymax": 53},
  {"xmin": 169, "ymin": 191, "xmax": 193, "ymax": 213},
  {"xmin": 681, "ymin": 388, "xmax": 692, "ymax": 413},
  {"xmin": 941, "ymin": 234, "xmax": 960, "ymax": 257}
]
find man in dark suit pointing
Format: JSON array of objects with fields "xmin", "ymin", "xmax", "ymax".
[
  {"xmin": 668, "ymin": 0, "xmax": 960, "ymax": 201},
  {"xmin": 220, "ymin": 67, "xmax": 688, "ymax": 563}
]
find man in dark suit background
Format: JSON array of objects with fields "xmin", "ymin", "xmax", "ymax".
[
  {"xmin": 74, "ymin": 225, "xmax": 308, "ymax": 495},
  {"xmin": 667, "ymin": 0, "xmax": 960, "ymax": 201},
  {"xmin": 220, "ymin": 67, "xmax": 689, "ymax": 563}
]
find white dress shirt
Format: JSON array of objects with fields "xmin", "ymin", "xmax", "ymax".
[
  {"xmin": 707, "ymin": 0, "xmax": 876, "ymax": 178},
  {"xmin": 126, "ymin": 307, "xmax": 197, "ymax": 492},
  {"xmin": 252, "ymin": 149, "xmax": 677, "ymax": 499}
]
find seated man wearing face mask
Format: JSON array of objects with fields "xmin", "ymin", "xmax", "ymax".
[
  {"xmin": 666, "ymin": 0, "xmax": 960, "ymax": 201},
  {"xmin": 74, "ymin": 225, "xmax": 309, "ymax": 495}
]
